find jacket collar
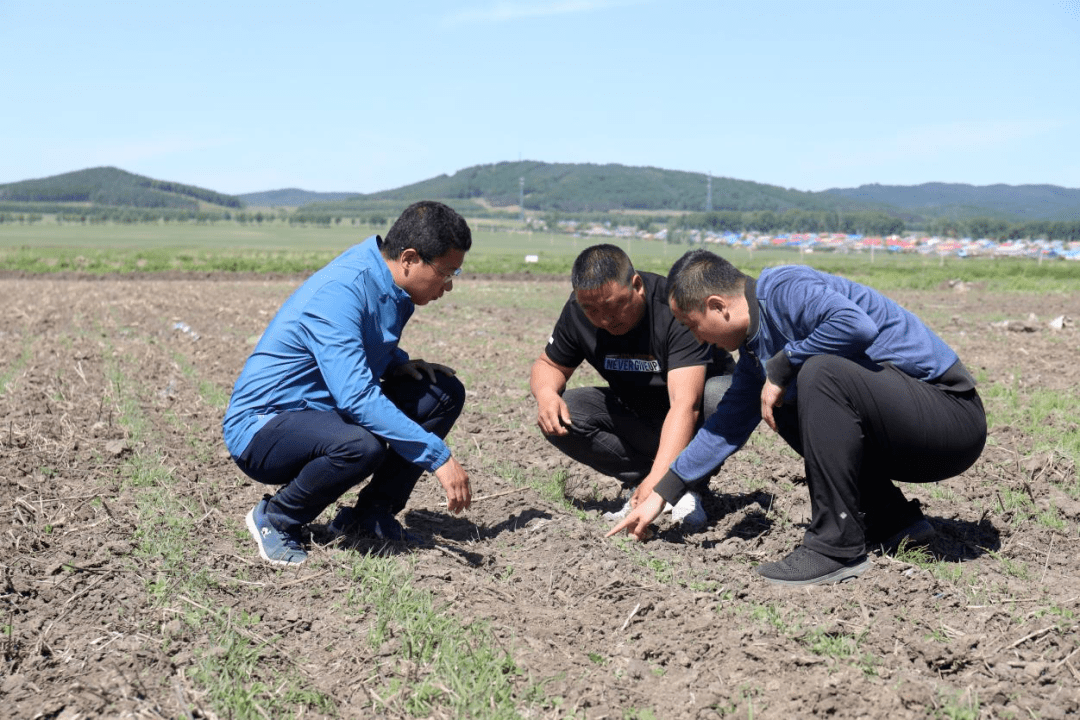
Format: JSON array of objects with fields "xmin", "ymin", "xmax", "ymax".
[{"xmin": 743, "ymin": 276, "xmax": 759, "ymax": 346}]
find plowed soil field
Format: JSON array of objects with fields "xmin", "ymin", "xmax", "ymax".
[{"xmin": 3, "ymin": 274, "xmax": 1078, "ymax": 719}]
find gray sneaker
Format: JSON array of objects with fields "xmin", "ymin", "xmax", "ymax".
[
  {"xmin": 757, "ymin": 545, "xmax": 870, "ymax": 586},
  {"xmin": 246, "ymin": 497, "xmax": 307, "ymax": 566}
]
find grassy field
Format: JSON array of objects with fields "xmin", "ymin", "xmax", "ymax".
[{"xmin": 3, "ymin": 221, "xmax": 1080, "ymax": 292}]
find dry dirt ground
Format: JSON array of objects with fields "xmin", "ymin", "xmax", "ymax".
[{"xmin": 2, "ymin": 274, "xmax": 1078, "ymax": 719}]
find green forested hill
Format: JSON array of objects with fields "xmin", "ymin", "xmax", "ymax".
[
  {"xmin": 0, "ymin": 167, "xmax": 242, "ymax": 209},
  {"xmin": 3, "ymin": 163, "xmax": 1077, "ymax": 225},
  {"xmin": 305, "ymin": 161, "xmax": 1078, "ymax": 223},
  {"xmin": 824, "ymin": 182, "xmax": 1080, "ymax": 222},
  {"xmin": 238, "ymin": 188, "xmax": 355, "ymax": 207},
  {"xmin": 354, "ymin": 161, "xmax": 848, "ymax": 214}
]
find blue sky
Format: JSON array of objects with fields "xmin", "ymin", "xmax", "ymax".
[{"xmin": 2, "ymin": 0, "xmax": 1078, "ymax": 195}]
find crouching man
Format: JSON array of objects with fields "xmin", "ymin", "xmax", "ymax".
[
  {"xmin": 609, "ymin": 249, "xmax": 986, "ymax": 585},
  {"xmin": 531, "ymin": 244, "xmax": 735, "ymax": 530},
  {"xmin": 223, "ymin": 201, "xmax": 473, "ymax": 566}
]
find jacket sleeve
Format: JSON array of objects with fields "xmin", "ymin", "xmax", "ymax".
[{"xmin": 656, "ymin": 352, "xmax": 764, "ymax": 501}]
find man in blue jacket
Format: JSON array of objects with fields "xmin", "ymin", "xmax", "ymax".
[
  {"xmin": 223, "ymin": 201, "xmax": 472, "ymax": 566},
  {"xmin": 609, "ymin": 249, "xmax": 986, "ymax": 586}
]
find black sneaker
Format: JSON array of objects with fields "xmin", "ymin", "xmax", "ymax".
[
  {"xmin": 865, "ymin": 499, "xmax": 935, "ymax": 554},
  {"xmin": 756, "ymin": 545, "xmax": 870, "ymax": 586},
  {"xmin": 870, "ymin": 518, "xmax": 936, "ymax": 555},
  {"xmin": 327, "ymin": 505, "xmax": 357, "ymax": 538},
  {"xmin": 329, "ymin": 505, "xmax": 419, "ymax": 543}
]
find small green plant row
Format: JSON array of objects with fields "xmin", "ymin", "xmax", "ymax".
[
  {"xmin": 102, "ymin": 340, "xmax": 325, "ymax": 718},
  {"xmin": 109, "ymin": 327, "xmax": 562, "ymax": 718}
]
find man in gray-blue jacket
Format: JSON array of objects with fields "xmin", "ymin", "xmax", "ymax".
[
  {"xmin": 224, "ymin": 201, "xmax": 472, "ymax": 566},
  {"xmin": 609, "ymin": 249, "xmax": 986, "ymax": 586}
]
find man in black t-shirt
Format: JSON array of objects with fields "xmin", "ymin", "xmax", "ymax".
[{"xmin": 529, "ymin": 244, "xmax": 735, "ymax": 529}]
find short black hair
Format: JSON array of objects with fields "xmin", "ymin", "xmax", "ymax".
[
  {"xmin": 667, "ymin": 249, "xmax": 748, "ymax": 312},
  {"xmin": 570, "ymin": 244, "xmax": 635, "ymax": 291},
  {"xmin": 381, "ymin": 201, "xmax": 472, "ymax": 261}
]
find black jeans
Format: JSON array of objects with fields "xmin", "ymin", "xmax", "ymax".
[
  {"xmin": 546, "ymin": 374, "xmax": 732, "ymax": 487},
  {"xmin": 773, "ymin": 355, "xmax": 986, "ymax": 559},
  {"xmin": 235, "ymin": 372, "xmax": 465, "ymax": 532}
]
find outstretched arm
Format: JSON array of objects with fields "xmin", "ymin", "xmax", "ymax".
[{"xmin": 630, "ymin": 364, "xmax": 705, "ymax": 506}]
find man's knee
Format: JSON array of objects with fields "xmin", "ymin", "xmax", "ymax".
[
  {"xmin": 796, "ymin": 355, "xmax": 884, "ymax": 408},
  {"xmin": 327, "ymin": 429, "xmax": 386, "ymax": 470},
  {"xmin": 799, "ymin": 353, "xmax": 850, "ymax": 386},
  {"xmin": 558, "ymin": 387, "xmax": 604, "ymax": 430},
  {"xmin": 437, "ymin": 372, "xmax": 466, "ymax": 410}
]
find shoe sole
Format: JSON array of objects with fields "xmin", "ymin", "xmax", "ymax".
[
  {"xmin": 246, "ymin": 507, "xmax": 305, "ymax": 567},
  {"xmin": 758, "ymin": 557, "xmax": 872, "ymax": 587}
]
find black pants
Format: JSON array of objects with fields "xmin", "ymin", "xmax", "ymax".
[
  {"xmin": 545, "ymin": 374, "xmax": 732, "ymax": 487},
  {"xmin": 773, "ymin": 355, "xmax": 986, "ymax": 559},
  {"xmin": 235, "ymin": 372, "xmax": 465, "ymax": 532}
]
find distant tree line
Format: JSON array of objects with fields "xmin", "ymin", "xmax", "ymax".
[
  {"xmin": 0, "ymin": 207, "xmax": 232, "ymax": 224},
  {"xmin": 289, "ymin": 212, "xmax": 388, "ymax": 227},
  {"xmin": 676, "ymin": 209, "xmax": 904, "ymax": 236},
  {"xmin": 924, "ymin": 216, "xmax": 1080, "ymax": 241},
  {"xmin": 3, "ymin": 205, "xmax": 1079, "ymax": 241},
  {"xmin": 673, "ymin": 209, "xmax": 1080, "ymax": 241}
]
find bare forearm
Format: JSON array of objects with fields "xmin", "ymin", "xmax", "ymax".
[{"xmin": 530, "ymin": 359, "xmax": 568, "ymax": 401}]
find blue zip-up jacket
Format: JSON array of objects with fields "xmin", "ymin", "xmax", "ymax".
[
  {"xmin": 222, "ymin": 236, "xmax": 451, "ymax": 471},
  {"xmin": 656, "ymin": 265, "xmax": 968, "ymax": 500}
]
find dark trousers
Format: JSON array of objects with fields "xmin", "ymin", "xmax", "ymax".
[
  {"xmin": 772, "ymin": 354, "xmax": 986, "ymax": 559},
  {"xmin": 235, "ymin": 372, "xmax": 465, "ymax": 532},
  {"xmin": 546, "ymin": 374, "xmax": 732, "ymax": 488}
]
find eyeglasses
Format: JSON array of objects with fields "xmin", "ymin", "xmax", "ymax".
[{"xmin": 424, "ymin": 258, "xmax": 462, "ymax": 284}]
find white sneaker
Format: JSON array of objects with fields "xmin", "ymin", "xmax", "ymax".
[
  {"xmin": 669, "ymin": 491, "xmax": 707, "ymax": 529},
  {"xmin": 602, "ymin": 497, "xmax": 633, "ymax": 522},
  {"xmin": 604, "ymin": 489, "xmax": 706, "ymax": 529}
]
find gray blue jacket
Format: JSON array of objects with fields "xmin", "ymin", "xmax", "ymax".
[{"xmin": 655, "ymin": 265, "xmax": 972, "ymax": 501}]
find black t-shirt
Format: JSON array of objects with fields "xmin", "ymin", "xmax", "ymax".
[{"xmin": 544, "ymin": 272, "xmax": 733, "ymax": 413}]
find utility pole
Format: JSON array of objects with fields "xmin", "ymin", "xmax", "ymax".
[
  {"xmin": 706, "ymin": 173, "xmax": 713, "ymax": 212},
  {"xmin": 519, "ymin": 177, "xmax": 525, "ymax": 224}
]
